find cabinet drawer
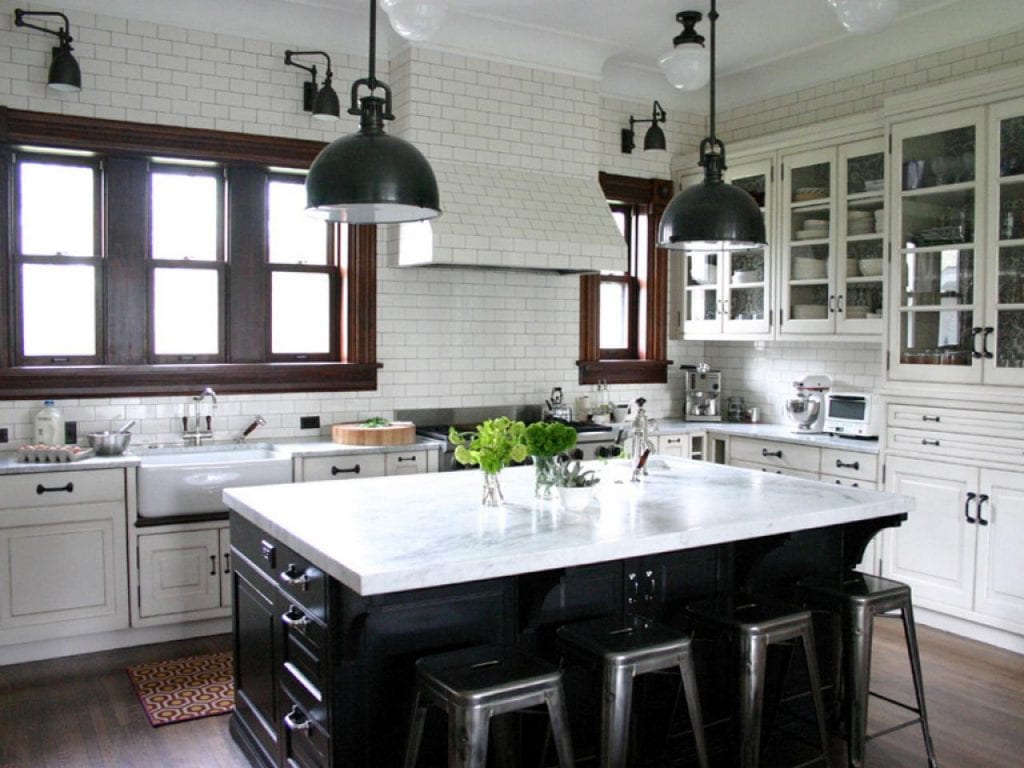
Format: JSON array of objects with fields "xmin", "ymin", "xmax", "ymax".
[
  {"xmin": 386, "ymin": 449, "xmax": 426, "ymax": 475},
  {"xmin": 730, "ymin": 438, "xmax": 820, "ymax": 473},
  {"xmin": 659, "ymin": 435, "xmax": 689, "ymax": 457},
  {"xmin": 888, "ymin": 404, "xmax": 1024, "ymax": 442},
  {"xmin": 232, "ymin": 518, "xmax": 326, "ymax": 619},
  {"xmin": 300, "ymin": 453, "xmax": 386, "ymax": 482},
  {"xmin": 820, "ymin": 474, "xmax": 877, "ymax": 490},
  {"xmin": 820, "ymin": 448, "xmax": 877, "ymax": 482},
  {"xmin": 887, "ymin": 427, "xmax": 1024, "ymax": 468},
  {"xmin": 280, "ymin": 600, "xmax": 328, "ymax": 691},
  {"xmin": 280, "ymin": 684, "xmax": 330, "ymax": 768},
  {"xmin": 731, "ymin": 460, "xmax": 820, "ymax": 482},
  {"xmin": 0, "ymin": 468, "xmax": 124, "ymax": 509}
]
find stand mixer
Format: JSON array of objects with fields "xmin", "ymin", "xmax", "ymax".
[{"xmin": 784, "ymin": 375, "xmax": 832, "ymax": 433}]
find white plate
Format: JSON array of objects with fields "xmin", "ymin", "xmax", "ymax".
[
  {"xmin": 795, "ymin": 231, "xmax": 826, "ymax": 240},
  {"xmin": 733, "ymin": 270, "xmax": 762, "ymax": 283},
  {"xmin": 793, "ymin": 258, "xmax": 827, "ymax": 279},
  {"xmin": 793, "ymin": 304, "xmax": 828, "ymax": 319}
]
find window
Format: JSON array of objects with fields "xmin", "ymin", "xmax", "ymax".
[
  {"xmin": 578, "ymin": 172, "xmax": 673, "ymax": 385},
  {"xmin": 0, "ymin": 108, "xmax": 379, "ymax": 398}
]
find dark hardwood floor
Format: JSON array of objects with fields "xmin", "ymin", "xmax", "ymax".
[{"xmin": 0, "ymin": 621, "xmax": 1021, "ymax": 767}]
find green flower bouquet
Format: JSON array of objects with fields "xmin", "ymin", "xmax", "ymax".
[
  {"xmin": 448, "ymin": 417, "xmax": 528, "ymax": 506},
  {"xmin": 524, "ymin": 421, "xmax": 577, "ymax": 499}
]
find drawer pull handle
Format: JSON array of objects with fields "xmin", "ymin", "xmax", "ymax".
[
  {"xmin": 284, "ymin": 706, "xmax": 311, "ymax": 732},
  {"xmin": 332, "ymin": 464, "xmax": 360, "ymax": 475},
  {"xmin": 209, "ymin": 555, "xmax": 217, "ymax": 576},
  {"xmin": 397, "ymin": 455, "xmax": 417, "ymax": 462},
  {"xmin": 280, "ymin": 564, "xmax": 310, "ymax": 590},
  {"xmin": 835, "ymin": 459, "xmax": 860, "ymax": 470},
  {"xmin": 977, "ymin": 494, "xmax": 990, "ymax": 526},
  {"xmin": 921, "ymin": 439, "xmax": 940, "ymax": 447},
  {"xmin": 921, "ymin": 415, "xmax": 941, "ymax": 423},
  {"xmin": 762, "ymin": 448, "xmax": 783, "ymax": 458},
  {"xmin": 981, "ymin": 327, "xmax": 994, "ymax": 360},
  {"xmin": 223, "ymin": 552, "xmax": 231, "ymax": 575},
  {"xmin": 964, "ymin": 492, "xmax": 977, "ymax": 524},
  {"xmin": 36, "ymin": 482, "xmax": 73, "ymax": 495},
  {"xmin": 971, "ymin": 327, "xmax": 984, "ymax": 359},
  {"xmin": 282, "ymin": 606, "xmax": 310, "ymax": 628}
]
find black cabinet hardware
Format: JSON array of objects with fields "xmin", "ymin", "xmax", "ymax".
[
  {"xmin": 223, "ymin": 552, "xmax": 231, "ymax": 574},
  {"xmin": 36, "ymin": 481, "xmax": 73, "ymax": 495},
  {"xmin": 964, "ymin": 492, "xmax": 977, "ymax": 524},
  {"xmin": 762, "ymin": 448, "xmax": 783, "ymax": 458},
  {"xmin": 921, "ymin": 415, "xmax": 941, "ymax": 422},
  {"xmin": 921, "ymin": 439, "xmax": 940, "ymax": 446},
  {"xmin": 280, "ymin": 564, "xmax": 310, "ymax": 590},
  {"xmin": 397, "ymin": 455, "xmax": 416, "ymax": 462},
  {"xmin": 282, "ymin": 606, "xmax": 310, "ymax": 628},
  {"xmin": 981, "ymin": 327, "xmax": 994, "ymax": 359},
  {"xmin": 976, "ymin": 494, "xmax": 990, "ymax": 526},
  {"xmin": 209, "ymin": 555, "xmax": 217, "ymax": 576},
  {"xmin": 971, "ymin": 326, "xmax": 984, "ymax": 358},
  {"xmin": 835, "ymin": 459, "xmax": 860, "ymax": 470},
  {"xmin": 284, "ymin": 705, "xmax": 311, "ymax": 732},
  {"xmin": 260, "ymin": 539, "xmax": 276, "ymax": 567},
  {"xmin": 332, "ymin": 464, "xmax": 360, "ymax": 475}
]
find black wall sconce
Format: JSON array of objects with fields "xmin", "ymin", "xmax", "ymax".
[
  {"xmin": 622, "ymin": 101, "xmax": 667, "ymax": 154},
  {"xmin": 14, "ymin": 8, "xmax": 81, "ymax": 92},
  {"xmin": 284, "ymin": 50, "xmax": 341, "ymax": 120}
]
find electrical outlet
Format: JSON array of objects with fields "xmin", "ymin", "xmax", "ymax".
[
  {"xmin": 300, "ymin": 415, "xmax": 320, "ymax": 430},
  {"xmin": 0, "ymin": 426, "xmax": 9, "ymax": 443}
]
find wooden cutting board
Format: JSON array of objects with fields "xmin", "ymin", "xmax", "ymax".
[{"xmin": 331, "ymin": 421, "xmax": 417, "ymax": 446}]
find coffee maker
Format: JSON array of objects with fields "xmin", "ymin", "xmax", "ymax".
[
  {"xmin": 681, "ymin": 363, "xmax": 722, "ymax": 422},
  {"xmin": 784, "ymin": 374, "xmax": 832, "ymax": 433}
]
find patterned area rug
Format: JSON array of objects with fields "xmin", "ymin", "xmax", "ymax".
[{"xmin": 127, "ymin": 651, "xmax": 234, "ymax": 727}]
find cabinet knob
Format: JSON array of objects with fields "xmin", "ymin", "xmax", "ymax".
[
  {"xmin": 280, "ymin": 564, "xmax": 310, "ymax": 589},
  {"xmin": 284, "ymin": 705, "xmax": 311, "ymax": 732}
]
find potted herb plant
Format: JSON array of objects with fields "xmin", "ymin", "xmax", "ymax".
[
  {"xmin": 448, "ymin": 417, "xmax": 528, "ymax": 506},
  {"xmin": 524, "ymin": 421, "xmax": 577, "ymax": 499},
  {"xmin": 553, "ymin": 460, "xmax": 600, "ymax": 511}
]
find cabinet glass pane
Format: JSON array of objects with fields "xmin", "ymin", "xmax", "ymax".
[
  {"xmin": 998, "ymin": 180, "xmax": 1024, "ymax": 240},
  {"xmin": 846, "ymin": 152, "xmax": 884, "ymax": 196},
  {"xmin": 999, "ymin": 115, "xmax": 1024, "ymax": 178},
  {"xmin": 996, "ymin": 311, "xmax": 1024, "ymax": 369},
  {"xmin": 846, "ymin": 240, "xmax": 884, "ymax": 317},
  {"xmin": 727, "ymin": 250, "xmax": 765, "ymax": 321},
  {"xmin": 687, "ymin": 288, "xmax": 717, "ymax": 322},
  {"xmin": 732, "ymin": 174, "xmax": 765, "ymax": 207},
  {"xmin": 902, "ymin": 191, "xmax": 974, "ymax": 247},
  {"xmin": 686, "ymin": 252, "xmax": 718, "ymax": 322},
  {"xmin": 901, "ymin": 126, "xmax": 974, "ymax": 191},
  {"xmin": 899, "ymin": 310, "xmax": 974, "ymax": 365},
  {"xmin": 898, "ymin": 247, "xmax": 974, "ymax": 366},
  {"xmin": 900, "ymin": 248, "xmax": 974, "ymax": 307},
  {"xmin": 996, "ymin": 246, "xmax": 1024, "ymax": 369},
  {"xmin": 791, "ymin": 162, "xmax": 830, "ymax": 203}
]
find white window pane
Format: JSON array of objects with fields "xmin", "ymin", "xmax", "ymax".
[
  {"xmin": 268, "ymin": 180, "xmax": 329, "ymax": 265},
  {"xmin": 151, "ymin": 173, "xmax": 218, "ymax": 261},
  {"xmin": 22, "ymin": 264, "xmax": 96, "ymax": 356},
  {"xmin": 153, "ymin": 268, "xmax": 220, "ymax": 355},
  {"xmin": 20, "ymin": 163, "xmax": 94, "ymax": 256},
  {"xmin": 271, "ymin": 272, "xmax": 330, "ymax": 354},
  {"xmin": 600, "ymin": 281, "xmax": 629, "ymax": 349}
]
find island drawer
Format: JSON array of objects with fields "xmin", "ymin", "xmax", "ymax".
[
  {"xmin": 729, "ymin": 437, "xmax": 820, "ymax": 474},
  {"xmin": 280, "ymin": 599, "xmax": 328, "ymax": 690},
  {"xmin": 820, "ymin": 449, "xmax": 877, "ymax": 482},
  {"xmin": 299, "ymin": 453, "xmax": 387, "ymax": 482},
  {"xmin": 232, "ymin": 517, "xmax": 326, "ymax": 619},
  {"xmin": 886, "ymin": 427, "xmax": 1024, "ymax": 468},
  {"xmin": 0, "ymin": 468, "xmax": 124, "ymax": 509},
  {"xmin": 280, "ymin": 681, "xmax": 330, "ymax": 768}
]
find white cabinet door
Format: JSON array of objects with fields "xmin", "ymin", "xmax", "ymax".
[
  {"xmin": 884, "ymin": 455, "xmax": 976, "ymax": 612},
  {"xmin": 138, "ymin": 529, "xmax": 222, "ymax": 618},
  {"xmin": 974, "ymin": 468, "xmax": 1024, "ymax": 628}
]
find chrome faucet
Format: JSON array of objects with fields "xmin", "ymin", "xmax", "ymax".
[
  {"xmin": 630, "ymin": 397, "xmax": 656, "ymax": 482},
  {"xmin": 238, "ymin": 415, "xmax": 266, "ymax": 443},
  {"xmin": 183, "ymin": 387, "xmax": 217, "ymax": 445}
]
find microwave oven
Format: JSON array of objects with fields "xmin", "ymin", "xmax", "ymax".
[{"xmin": 823, "ymin": 392, "xmax": 881, "ymax": 438}]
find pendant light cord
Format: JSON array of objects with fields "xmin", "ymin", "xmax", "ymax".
[
  {"xmin": 708, "ymin": 0, "xmax": 717, "ymax": 149},
  {"xmin": 367, "ymin": 0, "xmax": 378, "ymax": 90}
]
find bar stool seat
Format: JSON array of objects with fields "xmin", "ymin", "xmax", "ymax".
[
  {"xmin": 403, "ymin": 644, "xmax": 574, "ymax": 768},
  {"xmin": 687, "ymin": 594, "xmax": 832, "ymax": 768},
  {"xmin": 557, "ymin": 615, "xmax": 710, "ymax": 768},
  {"xmin": 799, "ymin": 571, "xmax": 938, "ymax": 768}
]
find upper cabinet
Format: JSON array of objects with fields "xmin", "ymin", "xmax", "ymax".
[{"xmin": 887, "ymin": 82, "xmax": 1024, "ymax": 388}]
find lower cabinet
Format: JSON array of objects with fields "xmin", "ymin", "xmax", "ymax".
[
  {"xmin": 135, "ymin": 525, "xmax": 232, "ymax": 622},
  {"xmin": 657, "ymin": 432, "xmax": 705, "ymax": 460},
  {"xmin": 884, "ymin": 455, "xmax": 1024, "ymax": 633},
  {"xmin": 0, "ymin": 468, "xmax": 129, "ymax": 647},
  {"xmin": 296, "ymin": 448, "xmax": 429, "ymax": 482}
]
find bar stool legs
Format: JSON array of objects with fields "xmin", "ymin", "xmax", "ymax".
[
  {"xmin": 403, "ymin": 644, "xmax": 574, "ymax": 768},
  {"xmin": 801, "ymin": 572, "xmax": 938, "ymax": 768}
]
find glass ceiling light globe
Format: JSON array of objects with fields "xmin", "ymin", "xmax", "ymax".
[
  {"xmin": 659, "ymin": 44, "xmax": 710, "ymax": 91},
  {"xmin": 828, "ymin": 0, "xmax": 900, "ymax": 34},
  {"xmin": 381, "ymin": 0, "xmax": 449, "ymax": 42}
]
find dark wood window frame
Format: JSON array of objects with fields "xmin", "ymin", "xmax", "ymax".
[
  {"xmin": 578, "ymin": 172, "xmax": 673, "ymax": 385},
  {"xmin": 0, "ymin": 107, "xmax": 379, "ymax": 399}
]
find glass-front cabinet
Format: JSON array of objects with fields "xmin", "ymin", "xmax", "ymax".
[
  {"xmin": 890, "ymin": 101, "xmax": 1024, "ymax": 386},
  {"xmin": 780, "ymin": 141, "xmax": 885, "ymax": 336},
  {"xmin": 673, "ymin": 157, "xmax": 773, "ymax": 339}
]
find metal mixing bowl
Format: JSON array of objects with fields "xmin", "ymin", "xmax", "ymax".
[{"xmin": 87, "ymin": 431, "xmax": 132, "ymax": 456}]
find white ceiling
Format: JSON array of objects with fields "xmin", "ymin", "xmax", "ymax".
[{"xmin": 52, "ymin": 0, "xmax": 1024, "ymax": 110}]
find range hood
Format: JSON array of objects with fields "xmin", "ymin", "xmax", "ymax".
[{"xmin": 395, "ymin": 160, "xmax": 626, "ymax": 273}]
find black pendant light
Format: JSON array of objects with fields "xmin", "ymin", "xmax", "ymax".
[
  {"xmin": 14, "ymin": 9, "xmax": 82, "ymax": 92},
  {"xmin": 305, "ymin": 0, "xmax": 441, "ymax": 224},
  {"xmin": 657, "ymin": 1, "xmax": 765, "ymax": 251}
]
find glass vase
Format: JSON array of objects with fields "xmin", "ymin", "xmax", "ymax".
[
  {"xmin": 533, "ymin": 455, "xmax": 557, "ymax": 499},
  {"xmin": 481, "ymin": 471, "xmax": 504, "ymax": 507}
]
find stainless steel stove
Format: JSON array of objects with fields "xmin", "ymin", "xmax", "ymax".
[{"xmin": 398, "ymin": 406, "xmax": 624, "ymax": 472}]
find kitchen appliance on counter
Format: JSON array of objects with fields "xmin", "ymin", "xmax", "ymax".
[
  {"xmin": 400, "ymin": 405, "xmax": 620, "ymax": 472},
  {"xmin": 681, "ymin": 363, "xmax": 722, "ymax": 422},
  {"xmin": 546, "ymin": 387, "xmax": 572, "ymax": 421},
  {"xmin": 784, "ymin": 374, "xmax": 832, "ymax": 433},
  {"xmin": 823, "ymin": 392, "xmax": 881, "ymax": 438}
]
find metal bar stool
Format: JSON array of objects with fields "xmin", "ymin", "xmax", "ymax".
[
  {"xmin": 403, "ymin": 644, "xmax": 574, "ymax": 768},
  {"xmin": 687, "ymin": 595, "xmax": 832, "ymax": 768},
  {"xmin": 799, "ymin": 571, "xmax": 938, "ymax": 768},
  {"xmin": 556, "ymin": 615, "xmax": 710, "ymax": 768}
]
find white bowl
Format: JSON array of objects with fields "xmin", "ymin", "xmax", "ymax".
[
  {"xmin": 793, "ymin": 303, "xmax": 828, "ymax": 319},
  {"xmin": 689, "ymin": 264, "xmax": 718, "ymax": 285},
  {"xmin": 848, "ymin": 210, "xmax": 872, "ymax": 219},
  {"xmin": 558, "ymin": 485, "xmax": 596, "ymax": 511},
  {"xmin": 859, "ymin": 258, "xmax": 884, "ymax": 276}
]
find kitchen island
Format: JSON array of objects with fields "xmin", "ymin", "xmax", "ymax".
[{"xmin": 224, "ymin": 458, "xmax": 911, "ymax": 768}]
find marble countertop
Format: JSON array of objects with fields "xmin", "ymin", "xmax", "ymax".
[
  {"xmin": 654, "ymin": 420, "xmax": 881, "ymax": 454},
  {"xmin": 224, "ymin": 457, "xmax": 910, "ymax": 597}
]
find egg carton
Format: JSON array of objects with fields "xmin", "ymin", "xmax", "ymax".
[{"xmin": 17, "ymin": 444, "xmax": 94, "ymax": 462}]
